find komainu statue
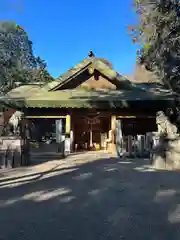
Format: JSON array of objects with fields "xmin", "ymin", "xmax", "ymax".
[
  {"xmin": 151, "ymin": 111, "xmax": 180, "ymax": 169},
  {"xmin": 7, "ymin": 111, "xmax": 23, "ymax": 136},
  {"xmin": 156, "ymin": 111, "xmax": 179, "ymax": 139}
]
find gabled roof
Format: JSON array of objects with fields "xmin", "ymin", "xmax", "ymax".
[
  {"xmin": 43, "ymin": 57, "xmax": 92, "ymax": 91},
  {"xmin": 42, "ymin": 53, "xmax": 135, "ymax": 91},
  {"xmin": 0, "ymin": 51, "xmax": 176, "ymax": 109}
]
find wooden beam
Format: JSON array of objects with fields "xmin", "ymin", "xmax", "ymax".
[
  {"xmin": 25, "ymin": 116, "xmax": 67, "ymax": 119},
  {"xmin": 109, "ymin": 115, "xmax": 116, "ymax": 153},
  {"xmin": 88, "ymin": 66, "xmax": 94, "ymax": 75},
  {"xmin": 117, "ymin": 116, "xmax": 155, "ymax": 119}
]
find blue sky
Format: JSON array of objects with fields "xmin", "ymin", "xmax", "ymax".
[{"xmin": 0, "ymin": 0, "xmax": 138, "ymax": 78}]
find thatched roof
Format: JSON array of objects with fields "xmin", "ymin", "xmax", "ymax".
[
  {"xmin": 1, "ymin": 86, "xmax": 175, "ymax": 109},
  {"xmin": 6, "ymin": 85, "xmax": 43, "ymax": 99}
]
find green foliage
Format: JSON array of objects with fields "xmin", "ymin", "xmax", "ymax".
[
  {"xmin": 131, "ymin": 0, "xmax": 180, "ymax": 92},
  {"xmin": 0, "ymin": 21, "xmax": 53, "ymax": 93}
]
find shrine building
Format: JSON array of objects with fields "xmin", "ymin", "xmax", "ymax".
[{"xmin": 1, "ymin": 51, "xmax": 175, "ymax": 155}]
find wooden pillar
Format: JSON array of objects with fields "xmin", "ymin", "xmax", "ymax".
[
  {"xmin": 109, "ymin": 115, "xmax": 116, "ymax": 153},
  {"xmin": 70, "ymin": 115, "xmax": 74, "ymax": 152},
  {"xmin": 66, "ymin": 115, "xmax": 71, "ymax": 135},
  {"xmin": 64, "ymin": 115, "xmax": 71, "ymax": 156},
  {"xmin": 89, "ymin": 124, "xmax": 93, "ymax": 148}
]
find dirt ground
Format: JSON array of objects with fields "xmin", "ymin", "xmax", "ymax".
[{"xmin": 0, "ymin": 151, "xmax": 180, "ymax": 240}]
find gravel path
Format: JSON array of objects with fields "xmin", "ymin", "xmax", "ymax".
[{"xmin": 0, "ymin": 152, "xmax": 180, "ymax": 240}]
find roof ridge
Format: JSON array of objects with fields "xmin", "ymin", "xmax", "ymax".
[
  {"xmin": 43, "ymin": 53, "xmax": 147, "ymax": 92},
  {"xmin": 56, "ymin": 56, "xmax": 94, "ymax": 81}
]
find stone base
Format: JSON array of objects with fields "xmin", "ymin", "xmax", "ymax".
[
  {"xmin": 151, "ymin": 153, "xmax": 166, "ymax": 169},
  {"xmin": 151, "ymin": 138, "xmax": 180, "ymax": 170},
  {"xmin": 0, "ymin": 137, "xmax": 22, "ymax": 169}
]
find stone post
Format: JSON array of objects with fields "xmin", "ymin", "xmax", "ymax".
[
  {"xmin": 20, "ymin": 120, "xmax": 30, "ymax": 166},
  {"xmin": 146, "ymin": 132, "xmax": 153, "ymax": 153},
  {"xmin": 127, "ymin": 135, "xmax": 133, "ymax": 157},
  {"xmin": 56, "ymin": 118, "xmax": 63, "ymax": 153},
  {"xmin": 116, "ymin": 119, "xmax": 123, "ymax": 157},
  {"xmin": 141, "ymin": 135, "xmax": 146, "ymax": 157}
]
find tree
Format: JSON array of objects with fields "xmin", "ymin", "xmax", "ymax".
[
  {"xmin": 130, "ymin": 0, "xmax": 180, "ymax": 93},
  {"xmin": 131, "ymin": 61, "xmax": 157, "ymax": 83},
  {"xmin": 0, "ymin": 21, "xmax": 53, "ymax": 93},
  {"xmin": 129, "ymin": 1, "xmax": 180, "ymax": 169},
  {"xmin": 32, "ymin": 56, "xmax": 54, "ymax": 83}
]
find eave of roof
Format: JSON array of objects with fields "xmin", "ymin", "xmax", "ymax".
[
  {"xmin": 6, "ymin": 84, "xmax": 43, "ymax": 99},
  {"xmin": 1, "ymin": 88, "xmax": 175, "ymax": 109}
]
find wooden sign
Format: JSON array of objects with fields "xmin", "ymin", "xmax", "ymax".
[
  {"xmin": 85, "ymin": 113, "xmax": 100, "ymax": 125},
  {"xmin": 87, "ymin": 118, "xmax": 100, "ymax": 125}
]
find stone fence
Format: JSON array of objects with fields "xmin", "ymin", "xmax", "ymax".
[
  {"xmin": 0, "ymin": 137, "xmax": 22, "ymax": 169},
  {"xmin": 116, "ymin": 133, "xmax": 159, "ymax": 158},
  {"xmin": 30, "ymin": 141, "xmax": 65, "ymax": 158}
]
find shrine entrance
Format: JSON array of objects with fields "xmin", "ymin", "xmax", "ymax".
[{"xmin": 72, "ymin": 112, "xmax": 111, "ymax": 151}]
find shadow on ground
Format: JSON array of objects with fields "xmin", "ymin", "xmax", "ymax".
[
  {"xmin": 30, "ymin": 151, "xmax": 89, "ymax": 166},
  {"xmin": 0, "ymin": 155, "xmax": 180, "ymax": 240}
]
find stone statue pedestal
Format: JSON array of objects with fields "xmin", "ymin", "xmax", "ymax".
[
  {"xmin": 165, "ymin": 138, "xmax": 180, "ymax": 169},
  {"xmin": 0, "ymin": 136, "xmax": 22, "ymax": 169},
  {"xmin": 151, "ymin": 138, "xmax": 180, "ymax": 169}
]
